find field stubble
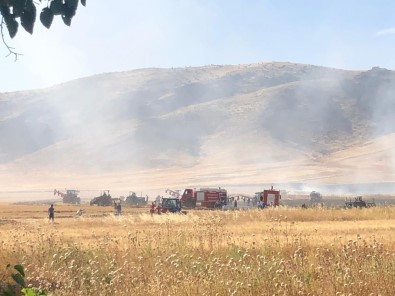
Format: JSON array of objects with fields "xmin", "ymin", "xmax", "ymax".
[{"xmin": 0, "ymin": 204, "xmax": 394, "ymax": 295}]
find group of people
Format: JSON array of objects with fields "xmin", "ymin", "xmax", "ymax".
[
  {"xmin": 150, "ymin": 202, "xmax": 164, "ymax": 215},
  {"xmin": 47, "ymin": 196, "xmax": 275, "ymax": 221},
  {"xmin": 231, "ymin": 199, "xmax": 272, "ymax": 209},
  {"xmin": 47, "ymin": 201, "xmax": 123, "ymax": 223},
  {"xmin": 47, "ymin": 204, "xmax": 86, "ymax": 224},
  {"xmin": 257, "ymin": 201, "xmax": 271, "ymax": 209}
]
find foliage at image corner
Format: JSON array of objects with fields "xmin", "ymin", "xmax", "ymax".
[
  {"xmin": 0, "ymin": 0, "xmax": 87, "ymax": 39},
  {"xmin": 0, "ymin": 264, "xmax": 46, "ymax": 296}
]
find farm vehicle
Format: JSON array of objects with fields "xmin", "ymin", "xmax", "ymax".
[
  {"xmin": 255, "ymin": 186, "xmax": 281, "ymax": 207},
  {"xmin": 90, "ymin": 190, "xmax": 113, "ymax": 206},
  {"xmin": 345, "ymin": 196, "xmax": 376, "ymax": 208},
  {"xmin": 54, "ymin": 189, "xmax": 81, "ymax": 204},
  {"xmin": 150, "ymin": 197, "xmax": 185, "ymax": 214},
  {"xmin": 124, "ymin": 191, "xmax": 148, "ymax": 207},
  {"xmin": 176, "ymin": 187, "xmax": 227, "ymax": 208}
]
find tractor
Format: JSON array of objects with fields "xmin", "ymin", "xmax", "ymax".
[
  {"xmin": 161, "ymin": 197, "xmax": 182, "ymax": 213},
  {"xmin": 124, "ymin": 191, "xmax": 148, "ymax": 207},
  {"xmin": 151, "ymin": 197, "xmax": 185, "ymax": 214},
  {"xmin": 90, "ymin": 190, "xmax": 113, "ymax": 206},
  {"xmin": 54, "ymin": 189, "xmax": 81, "ymax": 204},
  {"xmin": 345, "ymin": 196, "xmax": 376, "ymax": 208}
]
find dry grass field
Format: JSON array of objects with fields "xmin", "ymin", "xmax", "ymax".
[{"xmin": 1, "ymin": 203, "xmax": 394, "ymax": 295}]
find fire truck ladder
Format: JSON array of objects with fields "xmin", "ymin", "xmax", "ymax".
[{"xmin": 165, "ymin": 189, "xmax": 181, "ymax": 198}]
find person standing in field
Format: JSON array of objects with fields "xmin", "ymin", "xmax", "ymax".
[
  {"xmin": 48, "ymin": 204, "xmax": 55, "ymax": 224},
  {"xmin": 114, "ymin": 201, "xmax": 118, "ymax": 215},
  {"xmin": 117, "ymin": 202, "xmax": 122, "ymax": 215},
  {"xmin": 150, "ymin": 202, "xmax": 156, "ymax": 215}
]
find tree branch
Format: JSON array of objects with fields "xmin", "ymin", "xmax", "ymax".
[{"xmin": 1, "ymin": 17, "xmax": 22, "ymax": 61}]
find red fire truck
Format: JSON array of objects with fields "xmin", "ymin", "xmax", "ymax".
[
  {"xmin": 255, "ymin": 186, "xmax": 281, "ymax": 207},
  {"xmin": 180, "ymin": 187, "xmax": 227, "ymax": 208}
]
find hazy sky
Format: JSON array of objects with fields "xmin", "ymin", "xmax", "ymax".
[{"xmin": 1, "ymin": 0, "xmax": 395, "ymax": 91}]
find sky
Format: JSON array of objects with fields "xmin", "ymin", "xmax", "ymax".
[{"xmin": 1, "ymin": 0, "xmax": 395, "ymax": 92}]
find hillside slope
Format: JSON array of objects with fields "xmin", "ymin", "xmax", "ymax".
[{"xmin": 1, "ymin": 62, "xmax": 395, "ymax": 194}]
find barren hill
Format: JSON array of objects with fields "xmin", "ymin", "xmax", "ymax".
[{"xmin": 1, "ymin": 62, "xmax": 395, "ymax": 196}]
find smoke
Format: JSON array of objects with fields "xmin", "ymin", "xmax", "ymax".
[{"xmin": 2, "ymin": 62, "xmax": 395, "ymax": 200}]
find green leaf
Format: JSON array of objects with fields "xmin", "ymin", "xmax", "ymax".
[
  {"xmin": 62, "ymin": 14, "xmax": 72, "ymax": 26},
  {"xmin": 0, "ymin": 5, "xmax": 11, "ymax": 18},
  {"xmin": 20, "ymin": 0, "xmax": 36, "ymax": 34},
  {"xmin": 1, "ymin": 4, "xmax": 19, "ymax": 38},
  {"xmin": 21, "ymin": 288, "xmax": 35, "ymax": 296},
  {"xmin": 14, "ymin": 264, "xmax": 25, "ymax": 277},
  {"xmin": 63, "ymin": 3, "xmax": 77, "ymax": 19},
  {"xmin": 5, "ymin": 17, "xmax": 18, "ymax": 38},
  {"xmin": 80, "ymin": 0, "xmax": 86, "ymax": 6},
  {"xmin": 21, "ymin": 287, "xmax": 46, "ymax": 296},
  {"xmin": 24, "ymin": 288, "xmax": 47, "ymax": 296},
  {"xmin": 40, "ymin": 7, "xmax": 54, "ymax": 29},
  {"xmin": 23, "ymin": 0, "xmax": 35, "ymax": 13},
  {"xmin": 12, "ymin": 0, "xmax": 26, "ymax": 17},
  {"xmin": 50, "ymin": 0, "xmax": 64, "ymax": 15},
  {"xmin": 65, "ymin": 0, "xmax": 78, "ymax": 10},
  {"xmin": 11, "ymin": 273, "xmax": 25, "ymax": 287}
]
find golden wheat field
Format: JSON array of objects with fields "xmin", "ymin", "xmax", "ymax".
[{"xmin": 0, "ymin": 203, "xmax": 394, "ymax": 296}]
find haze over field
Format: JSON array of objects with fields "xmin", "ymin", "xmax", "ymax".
[
  {"xmin": 1, "ymin": 62, "xmax": 395, "ymax": 198},
  {"xmin": 1, "ymin": 1, "xmax": 395, "ymax": 200},
  {"xmin": 1, "ymin": 3, "xmax": 395, "ymax": 296}
]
